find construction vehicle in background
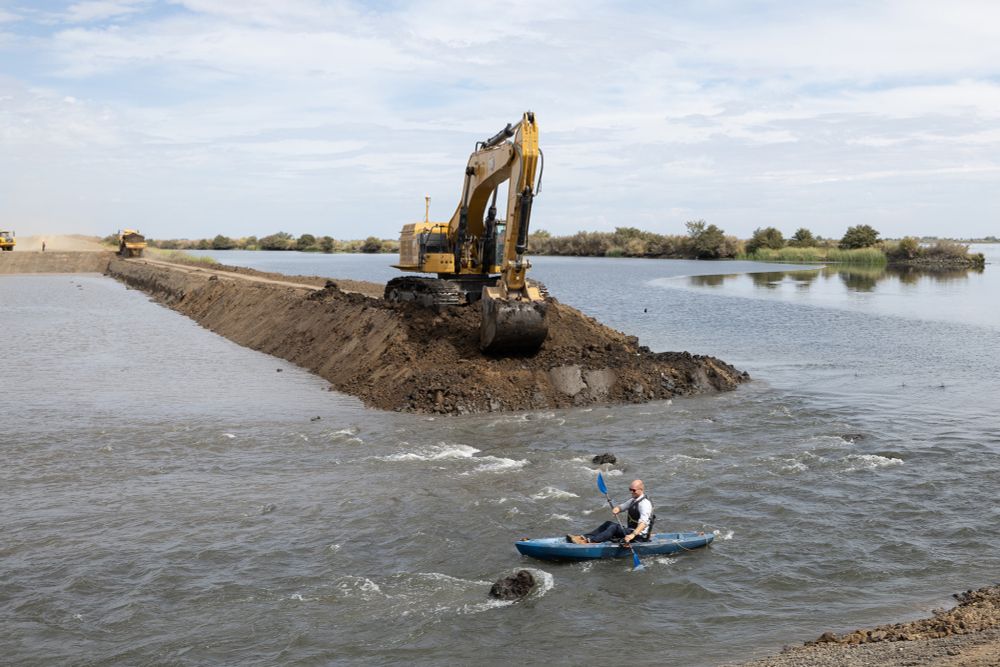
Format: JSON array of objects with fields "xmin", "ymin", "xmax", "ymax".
[
  {"xmin": 0, "ymin": 230, "xmax": 15, "ymax": 251},
  {"xmin": 117, "ymin": 229, "xmax": 147, "ymax": 257},
  {"xmin": 387, "ymin": 111, "xmax": 548, "ymax": 354}
]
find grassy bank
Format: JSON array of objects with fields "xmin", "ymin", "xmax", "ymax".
[{"xmin": 738, "ymin": 247, "xmax": 887, "ymax": 265}]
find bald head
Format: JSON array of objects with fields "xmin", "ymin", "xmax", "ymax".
[{"xmin": 628, "ymin": 479, "xmax": 644, "ymax": 495}]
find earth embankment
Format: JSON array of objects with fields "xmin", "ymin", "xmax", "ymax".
[
  {"xmin": 0, "ymin": 250, "xmax": 113, "ymax": 273},
  {"xmin": 101, "ymin": 255, "xmax": 748, "ymax": 413}
]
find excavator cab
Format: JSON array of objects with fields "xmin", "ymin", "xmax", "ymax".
[
  {"xmin": 388, "ymin": 113, "xmax": 548, "ymax": 354},
  {"xmin": 0, "ymin": 230, "xmax": 15, "ymax": 251}
]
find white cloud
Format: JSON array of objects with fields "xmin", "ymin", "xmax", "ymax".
[
  {"xmin": 1, "ymin": 1, "xmax": 999, "ymax": 239},
  {"xmin": 61, "ymin": 1, "xmax": 150, "ymax": 24}
]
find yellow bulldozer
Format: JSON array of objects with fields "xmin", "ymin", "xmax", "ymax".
[
  {"xmin": 117, "ymin": 229, "xmax": 147, "ymax": 257},
  {"xmin": 387, "ymin": 111, "xmax": 548, "ymax": 354},
  {"xmin": 0, "ymin": 229, "xmax": 15, "ymax": 251}
]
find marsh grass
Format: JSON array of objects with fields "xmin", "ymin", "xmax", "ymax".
[
  {"xmin": 739, "ymin": 246, "xmax": 887, "ymax": 266},
  {"xmin": 147, "ymin": 248, "xmax": 220, "ymax": 266}
]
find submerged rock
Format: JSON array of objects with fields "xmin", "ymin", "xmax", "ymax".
[
  {"xmin": 489, "ymin": 570, "xmax": 535, "ymax": 600},
  {"xmin": 592, "ymin": 453, "xmax": 617, "ymax": 465}
]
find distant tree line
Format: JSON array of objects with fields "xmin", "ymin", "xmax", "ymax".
[
  {"xmin": 111, "ymin": 232, "xmax": 400, "ymax": 254},
  {"xmin": 528, "ymin": 221, "xmax": 743, "ymax": 259},
  {"xmin": 103, "ymin": 222, "xmax": 983, "ymax": 266}
]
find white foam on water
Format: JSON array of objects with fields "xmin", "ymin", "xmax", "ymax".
[
  {"xmin": 335, "ymin": 576, "xmax": 383, "ymax": 600},
  {"xmin": 714, "ymin": 529, "xmax": 734, "ymax": 540},
  {"xmin": 380, "ymin": 443, "xmax": 480, "ymax": 462},
  {"xmin": 584, "ymin": 466, "xmax": 623, "ymax": 476},
  {"xmin": 328, "ymin": 544, "xmax": 341, "ymax": 552},
  {"xmin": 289, "ymin": 592, "xmax": 317, "ymax": 602},
  {"xmin": 651, "ymin": 555, "xmax": 678, "ymax": 567},
  {"xmin": 465, "ymin": 456, "xmax": 529, "ymax": 474},
  {"xmin": 531, "ymin": 486, "xmax": 579, "ymax": 500},
  {"xmin": 844, "ymin": 454, "xmax": 903, "ymax": 472},
  {"xmin": 668, "ymin": 454, "xmax": 712, "ymax": 465},
  {"xmin": 221, "ymin": 433, "xmax": 235, "ymax": 439},
  {"xmin": 416, "ymin": 572, "xmax": 492, "ymax": 586},
  {"xmin": 547, "ymin": 513, "xmax": 573, "ymax": 522},
  {"xmin": 781, "ymin": 459, "xmax": 809, "ymax": 473}
]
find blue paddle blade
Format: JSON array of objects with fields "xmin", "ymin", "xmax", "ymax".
[
  {"xmin": 597, "ymin": 472, "xmax": 607, "ymax": 495},
  {"xmin": 632, "ymin": 550, "xmax": 644, "ymax": 570}
]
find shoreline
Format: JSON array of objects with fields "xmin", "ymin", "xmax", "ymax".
[
  {"xmin": 731, "ymin": 584, "xmax": 1000, "ymax": 666},
  {"xmin": 1, "ymin": 249, "xmax": 749, "ymax": 414}
]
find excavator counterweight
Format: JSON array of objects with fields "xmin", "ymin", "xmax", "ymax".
[{"xmin": 387, "ymin": 112, "xmax": 548, "ymax": 354}]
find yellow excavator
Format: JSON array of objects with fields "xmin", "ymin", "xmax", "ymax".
[
  {"xmin": 117, "ymin": 229, "xmax": 147, "ymax": 257},
  {"xmin": 0, "ymin": 229, "xmax": 14, "ymax": 251},
  {"xmin": 387, "ymin": 111, "xmax": 548, "ymax": 354}
]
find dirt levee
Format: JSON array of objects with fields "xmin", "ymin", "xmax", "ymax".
[
  {"xmin": 0, "ymin": 250, "xmax": 113, "ymax": 273},
  {"xmin": 103, "ymin": 256, "xmax": 748, "ymax": 413}
]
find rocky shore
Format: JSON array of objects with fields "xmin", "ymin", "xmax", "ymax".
[{"xmin": 731, "ymin": 584, "xmax": 1000, "ymax": 667}]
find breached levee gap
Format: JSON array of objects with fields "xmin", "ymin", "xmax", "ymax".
[{"xmin": 103, "ymin": 256, "xmax": 749, "ymax": 414}]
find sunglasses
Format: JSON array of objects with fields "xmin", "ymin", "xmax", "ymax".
[{"xmin": 629, "ymin": 487, "xmax": 640, "ymax": 492}]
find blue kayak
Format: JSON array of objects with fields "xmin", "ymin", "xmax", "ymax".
[{"xmin": 515, "ymin": 531, "xmax": 714, "ymax": 562}]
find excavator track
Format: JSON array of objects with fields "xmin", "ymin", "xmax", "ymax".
[{"xmin": 384, "ymin": 276, "xmax": 465, "ymax": 308}]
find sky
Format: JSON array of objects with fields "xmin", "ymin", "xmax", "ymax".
[{"xmin": 2, "ymin": 0, "xmax": 999, "ymax": 241}]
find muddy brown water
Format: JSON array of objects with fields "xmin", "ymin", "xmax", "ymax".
[{"xmin": 2, "ymin": 247, "xmax": 999, "ymax": 665}]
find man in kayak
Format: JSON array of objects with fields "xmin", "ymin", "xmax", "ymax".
[{"xmin": 567, "ymin": 479, "xmax": 654, "ymax": 545}]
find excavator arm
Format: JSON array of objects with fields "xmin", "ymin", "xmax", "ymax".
[
  {"xmin": 388, "ymin": 111, "xmax": 548, "ymax": 355},
  {"xmin": 475, "ymin": 112, "xmax": 547, "ymax": 353}
]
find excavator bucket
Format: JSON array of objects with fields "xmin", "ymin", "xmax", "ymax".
[{"xmin": 480, "ymin": 289, "xmax": 548, "ymax": 354}]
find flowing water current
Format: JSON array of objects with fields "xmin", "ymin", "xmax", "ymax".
[{"xmin": 3, "ymin": 247, "xmax": 999, "ymax": 665}]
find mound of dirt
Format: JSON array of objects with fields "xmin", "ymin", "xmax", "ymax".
[
  {"xmin": 3, "ymin": 250, "xmax": 749, "ymax": 412},
  {"xmin": 99, "ymin": 255, "xmax": 747, "ymax": 413}
]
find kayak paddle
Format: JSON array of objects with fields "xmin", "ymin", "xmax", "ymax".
[{"xmin": 596, "ymin": 472, "xmax": 644, "ymax": 571}]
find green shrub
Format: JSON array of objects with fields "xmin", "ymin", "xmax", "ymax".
[
  {"xmin": 746, "ymin": 226, "xmax": 785, "ymax": 254},
  {"xmin": 839, "ymin": 224, "xmax": 880, "ymax": 249}
]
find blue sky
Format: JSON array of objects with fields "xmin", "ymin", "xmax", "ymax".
[{"xmin": 2, "ymin": 0, "xmax": 999, "ymax": 241}]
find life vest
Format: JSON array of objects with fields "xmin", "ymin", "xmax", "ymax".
[{"xmin": 626, "ymin": 494, "xmax": 655, "ymax": 541}]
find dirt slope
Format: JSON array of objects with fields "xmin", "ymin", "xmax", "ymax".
[
  {"xmin": 105, "ymin": 256, "xmax": 748, "ymax": 413},
  {"xmin": 0, "ymin": 250, "xmax": 113, "ymax": 273}
]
